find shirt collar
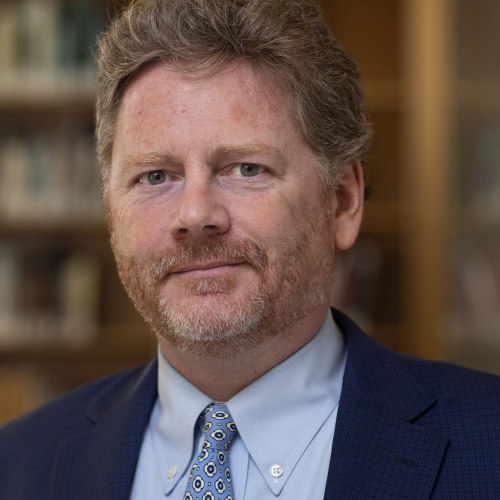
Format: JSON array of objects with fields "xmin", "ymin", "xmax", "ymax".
[
  {"xmin": 153, "ymin": 309, "xmax": 346, "ymax": 496},
  {"xmin": 227, "ymin": 309, "xmax": 346, "ymax": 494},
  {"xmin": 153, "ymin": 347, "xmax": 212, "ymax": 494}
]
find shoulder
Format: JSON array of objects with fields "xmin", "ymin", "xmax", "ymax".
[
  {"xmin": 334, "ymin": 309, "xmax": 500, "ymax": 495},
  {"xmin": 399, "ymin": 353, "xmax": 500, "ymax": 429},
  {"xmin": 0, "ymin": 362, "xmax": 150, "ymax": 440},
  {"xmin": 335, "ymin": 308, "xmax": 500, "ymax": 400},
  {"xmin": 395, "ymin": 355, "xmax": 500, "ymax": 496},
  {"xmin": 0, "ymin": 360, "xmax": 156, "ymax": 497},
  {"xmin": 403, "ymin": 352, "xmax": 500, "ymax": 399},
  {"xmin": 334, "ymin": 308, "xmax": 500, "ymax": 426}
]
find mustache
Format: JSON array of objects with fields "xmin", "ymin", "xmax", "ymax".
[{"xmin": 146, "ymin": 236, "xmax": 268, "ymax": 283}]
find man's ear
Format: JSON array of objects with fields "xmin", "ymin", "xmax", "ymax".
[{"xmin": 333, "ymin": 160, "xmax": 364, "ymax": 250}]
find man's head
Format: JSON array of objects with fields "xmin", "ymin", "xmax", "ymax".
[
  {"xmin": 96, "ymin": 0, "xmax": 370, "ymax": 190},
  {"xmin": 97, "ymin": 0, "xmax": 368, "ymax": 358}
]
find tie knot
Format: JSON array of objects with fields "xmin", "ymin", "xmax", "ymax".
[{"xmin": 202, "ymin": 404, "xmax": 237, "ymax": 453}]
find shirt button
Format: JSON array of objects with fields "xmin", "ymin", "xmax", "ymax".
[
  {"xmin": 270, "ymin": 464, "xmax": 283, "ymax": 478},
  {"xmin": 167, "ymin": 465, "xmax": 177, "ymax": 479}
]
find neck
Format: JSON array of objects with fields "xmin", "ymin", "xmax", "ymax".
[{"xmin": 158, "ymin": 304, "xmax": 330, "ymax": 401}]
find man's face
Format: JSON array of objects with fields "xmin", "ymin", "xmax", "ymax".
[{"xmin": 107, "ymin": 61, "xmax": 337, "ymax": 356}]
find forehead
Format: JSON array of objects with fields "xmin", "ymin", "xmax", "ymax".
[
  {"xmin": 110, "ymin": 59, "xmax": 316, "ymax": 183},
  {"xmin": 116, "ymin": 61, "xmax": 297, "ymax": 142},
  {"xmin": 123, "ymin": 59, "xmax": 287, "ymax": 112}
]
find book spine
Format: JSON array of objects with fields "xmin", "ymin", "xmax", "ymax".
[
  {"xmin": 0, "ymin": 1, "xmax": 17, "ymax": 76},
  {"xmin": 0, "ymin": 130, "xmax": 102, "ymax": 223},
  {"xmin": 1, "ymin": 0, "xmax": 104, "ymax": 84},
  {"xmin": 0, "ymin": 247, "xmax": 100, "ymax": 348}
]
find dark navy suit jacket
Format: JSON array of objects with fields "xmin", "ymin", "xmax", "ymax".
[{"xmin": 1, "ymin": 309, "xmax": 500, "ymax": 499}]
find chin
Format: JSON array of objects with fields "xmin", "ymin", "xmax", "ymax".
[{"xmin": 153, "ymin": 286, "xmax": 272, "ymax": 357}]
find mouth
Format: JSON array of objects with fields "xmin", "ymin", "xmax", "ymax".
[{"xmin": 170, "ymin": 260, "xmax": 246, "ymax": 277}]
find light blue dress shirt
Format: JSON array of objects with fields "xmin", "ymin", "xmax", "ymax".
[{"xmin": 129, "ymin": 310, "xmax": 346, "ymax": 500}]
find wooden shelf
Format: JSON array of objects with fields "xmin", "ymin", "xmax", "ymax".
[
  {"xmin": 0, "ymin": 220, "xmax": 107, "ymax": 237},
  {"xmin": 0, "ymin": 206, "xmax": 401, "ymax": 237},
  {"xmin": 0, "ymin": 75, "xmax": 96, "ymax": 112},
  {"xmin": 0, "ymin": 76, "xmax": 401, "ymax": 114},
  {"xmin": 0, "ymin": 324, "xmax": 156, "ymax": 362}
]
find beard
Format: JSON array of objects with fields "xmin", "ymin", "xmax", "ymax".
[{"xmin": 109, "ymin": 205, "xmax": 336, "ymax": 358}]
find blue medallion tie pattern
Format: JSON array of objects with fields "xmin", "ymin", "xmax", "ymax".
[{"xmin": 183, "ymin": 404, "xmax": 237, "ymax": 500}]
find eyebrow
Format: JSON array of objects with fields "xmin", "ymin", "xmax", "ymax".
[
  {"xmin": 121, "ymin": 151, "xmax": 182, "ymax": 174},
  {"xmin": 120, "ymin": 142, "xmax": 289, "ymax": 173},
  {"xmin": 207, "ymin": 143, "xmax": 288, "ymax": 166}
]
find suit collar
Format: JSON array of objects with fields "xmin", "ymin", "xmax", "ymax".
[
  {"xmin": 324, "ymin": 309, "xmax": 449, "ymax": 500},
  {"xmin": 336, "ymin": 309, "xmax": 436, "ymax": 421},
  {"xmin": 49, "ymin": 358, "xmax": 158, "ymax": 500},
  {"xmin": 85, "ymin": 357, "xmax": 158, "ymax": 424}
]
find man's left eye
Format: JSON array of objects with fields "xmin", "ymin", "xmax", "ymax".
[
  {"xmin": 139, "ymin": 170, "xmax": 168, "ymax": 185},
  {"xmin": 233, "ymin": 163, "xmax": 263, "ymax": 177}
]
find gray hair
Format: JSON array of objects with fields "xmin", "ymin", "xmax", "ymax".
[{"xmin": 96, "ymin": 0, "xmax": 371, "ymax": 190}]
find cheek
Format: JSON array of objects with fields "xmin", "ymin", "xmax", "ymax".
[
  {"xmin": 229, "ymin": 191, "xmax": 303, "ymax": 245},
  {"xmin": 113, "ymin": 200, "xmax": 171, "ymax": 255}
]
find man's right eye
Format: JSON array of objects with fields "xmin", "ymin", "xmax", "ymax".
[{"xmin": 139, "ymin": 170, "xmax": 168, "ymax": 185}]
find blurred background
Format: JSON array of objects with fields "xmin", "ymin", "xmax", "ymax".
[{"xmin": 0, "ymin": 0, "xmax": 499, "ymax": 425}]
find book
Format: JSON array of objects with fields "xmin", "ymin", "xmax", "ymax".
[
  {"xmin": 0, "ymin": 0, "xmax": 105, "ymax": 91},
  {"xmin": 0, "ymin": 129, "xmax": 103, "ymax": 223},
  {"xmin": 0, "ymin": 247, "xmax": 101, "ymax": 347},
  {"xmin": 0, "ymin": 1, "xmax": 17, "ymax": 75},
  {"xmin": 449, "ymin": 243, "xmax": 500, "ymax": 345}
]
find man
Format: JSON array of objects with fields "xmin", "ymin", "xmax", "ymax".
[{"xmin": 1, "ymin": 0, "xmax": 500, "ymax": 498}]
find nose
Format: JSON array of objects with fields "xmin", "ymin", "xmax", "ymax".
[{"xmin": 169, "ymin": 177, "xmax": 230, "ymax": 239}]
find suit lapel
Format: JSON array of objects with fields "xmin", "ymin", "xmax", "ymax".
[
  {"xmin": 49, "ymin": 358, "xmax": 158, "ymax": 500},
  {"xmin": 324, "ymin": 310, "xmax": 449, "ymax": 500}
]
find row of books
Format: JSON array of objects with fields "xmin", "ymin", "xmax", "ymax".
[
  {"xmin": 0, "ymin": 130, "xmax": 103, "ymax": 223},
  {"xmin": 0, "ymin": 0, "xmax": 104, "ymax": 79},
  {"xmin": 449, "ymin": 242, "xmax": 500, "ymax": 345},
  {"xmin": 0, "ymin": 245, "xmax": 100, "ymax": 347},
  {"xmin": 462, "ymin": 125, "xmax": 500, "ymax": 224}
]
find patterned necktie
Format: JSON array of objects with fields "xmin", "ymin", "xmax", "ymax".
[{"xmin": 183, "ymin": 404, "xmax": 237, "ymax": 500}]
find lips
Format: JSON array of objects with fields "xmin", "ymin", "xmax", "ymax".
[{"xmin": 171, "ymin": 261, "xmax": 245, "ymax": 274}]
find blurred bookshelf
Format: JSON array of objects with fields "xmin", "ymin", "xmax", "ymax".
[
  {"xmin": 332, "ymin": 0, "xmax": 500, "ymax": 372},
  {"xmin": 327, "ymin": 0, "xmax": 407, "ymax": 353},
  {"xmin": 0, "ymin": 0, "xmax": 154, "ymax": 426},
  {"xmin": 447, "ymin": 0, "xmax": 500, "ymax": 374},
  {"xmin": 0, "ymin": 0, "xmax": 412, "ymax": 425},
  {"xmin": 3, "ymin": 0, "xmax": 499, "ymax": 426}
]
